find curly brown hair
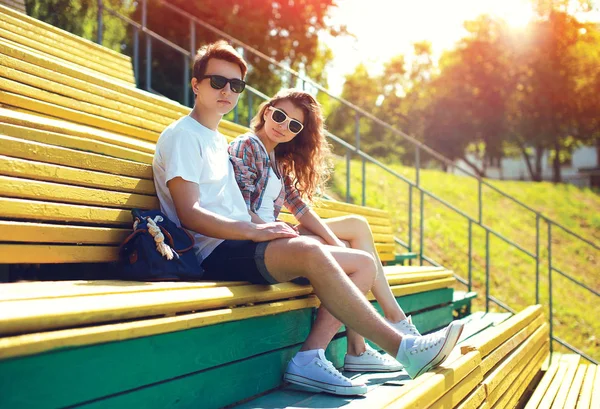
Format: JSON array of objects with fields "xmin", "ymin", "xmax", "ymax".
[{"xmin": 251, "ymin": 89, "xmax": 332, "ymax": 202}]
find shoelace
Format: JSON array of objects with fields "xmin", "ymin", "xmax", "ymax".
[
  {"xmin": 316, "ymin": 359, "xmax": 346, "ymax": 380},
  {"xmin": 411, "ymin": 330, "xmax": 444, "ymax": 354},
  {"xmin": 364, "ymin": 347, "xmax": 395, "ymax": 364},
  {"xmin": 403, "ymin": 321, "xmax": 421, "ymax": 337}
]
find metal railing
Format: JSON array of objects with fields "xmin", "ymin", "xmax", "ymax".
[{"xmin": 95, "ymin": 0, "xmax": 599, "ymax": 364}]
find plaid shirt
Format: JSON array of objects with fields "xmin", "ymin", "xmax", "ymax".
[{"xmin": 229, "ymin": 133, "xmax": 309, "ymax": 221}]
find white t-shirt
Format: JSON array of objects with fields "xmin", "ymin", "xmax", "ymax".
[
  {"xmin": 152, "ymin": 115, "xmax": 251, "ymax": 261},
  {"xmin": 256, "ymin": 166, "xmax": 283, "ymax": 223}
]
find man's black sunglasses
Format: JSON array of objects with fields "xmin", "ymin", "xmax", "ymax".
[{"xmin": 198, "ymin": 75, "xmax": 246, "ymax": 93}]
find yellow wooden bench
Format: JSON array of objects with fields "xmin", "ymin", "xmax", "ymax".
[
  {"xmin": 0, "ymin": 11, "xmax": 404, "ymax": 264},
  {"xmin": 0, "ymin": 10, "xmax": 466, "ymax": 408},
  {"xmin": 0, "ymin": 4, "xmax": 135, "ymax": 85},
  {"xmin": 524, "ymin": 353, "xmax": 599, "ymax": 409},
  {"xmin": 229, "ymin": 306, "xmax": 551, "ymax": 408},
  {"xmin": 0, "ymin": 0, "xmax": 25, "ymax": 14}
]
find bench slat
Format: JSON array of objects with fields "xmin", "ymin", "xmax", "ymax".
[
  {"xmin": 461, "ymin": 304, "xmax": 543, "ymax": 357},
  {"xmin": 524, "ymin": 358, "xmax": 561, "ymax": 409},
  {"xmin": 0, "ymin": 243, "xmax": 398, "ymax": 264},
  {"xmin": 480, "ymin": 314, "xmax": 546, "ymax": 374},
  {"xmin": 0, "ymin": 89, "xmax": 158, "ymax": 141},
  {"xmin": 0, "ymin": 134, "xmax": 153, "ymax": 178},
  {"xmin": 0, "ymin": 282, "xmax": 315, "ymax": 335},
  {"xmin": 0, "ymin": 197, "xmax": 130, "ymax": 225},
  {"xmin": 388, "ymin": 351, "xmax": 483, "ymax": 408},
  {"xmin": 539, "ymin": 355, "xmax": 580, "ymax": 408},
  {"xmin": 0, "ymin": 155, "xmax": 155, "ymax": 194},
  {"xmin": 0, "ymin": 221, "xmax": 129, "ymax": 245},
  {"xmin": 0, "ymin": 280, "xmax": 248, "ymax": 302},
  {"xmin": 0, "ymin": 4, "xmax": 131, "ymax": 67},
  {"xmin": 0, "ymin": 108, "xmax": 156, "ymax": 155},
  {"xmin": 1, "ymin": 122, "xmax": 153, "ymax": 164},
  {"xmin": 0, "ymin": 175, "xmax": 159, "ymax": 209},
  {"xmin": 590, "ymin": 364, "xmax": 600, "ymax": 409},
  {"xmin": 0, "ymin": 38, "xmax": 183, "ymax": 116},
  {"xmin": 0, "ymin": 278, "xmax": 454, "ymax": 336},
  {"xmin": 564, "ymin": 364, "xmax": 589, "ymax": 409},
  {"xmin": 0, "ymin": 267, "xmax": 448, "ymax": 302},
  {"xmin": 0, "ymin": 55, "xmax": 173, "ymax": 128},
  {"xmin": 0, "ymin": 23, "xmax": 133, "ymax": 83},
  {"xmin": 0, "ymin": 42, "xmax": 183, "ymax": 120},
  {"xmin": 0, "ymin": 16, "xmax": 133, "ymax": 78},
  {"xmin": 484, "ymin": 323, "xmax": 549, "ymax": 404},
  {"xmin": 0, "ymin": 78, "xmax": 162, "ymax": 139},
  {"xmin": 314, "ymin": 200, "xmax": 389, "ymax": 218},
  {"xmin": 493, "ymin": 342, "xmax": 549, "ymax": 409},
  {"xmin": 0, "ymin": 297, "xmax": 319, "ymax": 360},
  {"xmin": 553, "ymin": 354, "xmax": 582, "ymax": 408}
]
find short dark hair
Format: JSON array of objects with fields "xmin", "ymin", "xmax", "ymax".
[{"xmin": 193, "ymin": 40, "xmax": 248, "ymax": 80}]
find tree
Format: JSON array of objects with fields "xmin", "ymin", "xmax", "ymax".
[{"xmin": 27, "ymin": 0, "xmax": 344, "ymax": 105}]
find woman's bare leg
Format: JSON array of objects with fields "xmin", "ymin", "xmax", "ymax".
[
  {"xmin": 299, "ymin": 215, "xmax": 409, "ymax": 355},
  {"xmin": 299, "ymin": 245, "xmax": 377, "ymax": 352}
]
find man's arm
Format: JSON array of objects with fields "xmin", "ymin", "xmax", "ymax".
[{"xmin": 168, "ymin": 177, "xmax": 298, "ymax": 242}]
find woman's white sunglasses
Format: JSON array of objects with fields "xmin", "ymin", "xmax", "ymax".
[{"xmin": 268, "ymin": 106, "xmax": 304, "ymax": 134}]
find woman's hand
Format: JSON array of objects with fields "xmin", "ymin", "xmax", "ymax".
[{"xmin": 276, "ymin": 219, "xmax": 300, "ymax": 233}]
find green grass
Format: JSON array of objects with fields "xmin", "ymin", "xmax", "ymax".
[{"xmin": 329, "ymin": 159, "xmax": 600, "ymax": 362}]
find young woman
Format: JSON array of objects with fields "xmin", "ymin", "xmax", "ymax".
[{"xmin": 229, "ymin": 89, "xmax": 424, "ymax": 393}]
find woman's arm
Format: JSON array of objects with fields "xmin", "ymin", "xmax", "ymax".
[
  {"xmin": 229, "ymin": 138, "xmax": 259, "ymax": 212},
  {"xmin": 297, "ymin": 209, "xmax": 346, "ymax": 247}
]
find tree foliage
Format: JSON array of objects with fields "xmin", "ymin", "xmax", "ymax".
[{"xmin": 327, "ymin": 3, "xmax": 600, "ymax": 182}]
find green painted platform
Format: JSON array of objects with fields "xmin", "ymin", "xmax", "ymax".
[
  {"xmin": 231, "ymin": 312, "xmax": 513, "ymax": 409},
  {"xmin": 0, "ymin": 288, "xmax": 460, "ymax": 409}
]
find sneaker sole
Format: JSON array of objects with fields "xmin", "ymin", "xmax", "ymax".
[
  {"xmin": 283, "ymin": 373, "xmax": 367, "ymax": 396},
  {"xmin": 344, "ymin": 363, "xmax": 404, "ymax": 372},
  {"xmin": 411, "ymin": 321, "xmax": 465, "ymax": 378}
]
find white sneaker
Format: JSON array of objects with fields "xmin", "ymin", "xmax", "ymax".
[
  {"xmin": 397, "ymin": 320, "xmax": 464, "ymax": 379},
  {"xmin": 284, "ymin": 349, "xmax": 367, "ymax": 396},
  {"xmin": 344, "ymin": 344, "xmax": 404, "ymax": 372},
  {"xmin": 390, "ymin": 315, "xmax": 421, "ymax": 337}
]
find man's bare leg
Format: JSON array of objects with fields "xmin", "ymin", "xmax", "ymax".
[
  {"xmin": 298, "ymin": 245, "xmax": 377, "ymax": 352},
  {"xmin": 299, "ymin": 215, "xmax": 411, "ymax": 355}
]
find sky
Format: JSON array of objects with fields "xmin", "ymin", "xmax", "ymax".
[{"xmin": 320, "ymin": 0, "xmax": 600, "ymax": 95}]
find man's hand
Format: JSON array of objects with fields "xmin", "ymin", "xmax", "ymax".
[{"xmin": 250, "ymin": 221, "xmax": 300, "ymax": 242}]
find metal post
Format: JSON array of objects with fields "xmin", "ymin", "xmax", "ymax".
[
  {"xmin": 183, "ymin": 54, "xmax": 189, "ymax": 107},
  {"xmin": 361, "ymin": 158, "xmax": 366, "ymax": 207},
  {"xmin": 248, "ymin": 92, "xmax": 253, "ymax": 126},
  {"xmin": 485, "ymin": 229, "xmax": 490, "ymax": 312},
  {"xmin": 478, "ymin": 179, "xmax": 483, "ymax": 224},
  {"xmin": 354, "ymin": 113, "xmax": 364, "ymax": 206},
  {"xmin": 419, "ymin": 190, "xmax": 424, "ymax": 266},
  {"xmin": 133, "ymin": 28, "xmax": 139, "ymax": 86},
  {"xmin": 142, "ymin": 0, "xmax": 151, "ymax": 92},
  {"xmin": 468, "ymin": 220, "xmax": 473, "ymax": 292},
  {"xmin": 408, "ymin": 186, "xmax": 413, "ymax": 251},
  {"xmin": 146, "ymin": 38, "xmax": 152, "ymax": 91},
  {"xmin": 415, "ymin": 147, "xmax": 421, "ymax": 187},
  {"xmin": 536, "ymin": 214, "xmax": 540, "ymax": 304},
  {"xmin": 189, "ymin": 20, "xmax": 196, "ymax": 106},
  {"xmin": 346, "ymin": 149, "xmax": 351, "ymax": 203},
  {"xmin": 548, "ymin": 222, "xmax": 553, "ymax": 356},
  {"xmin": 190, "ymin": 21, "xmax": 196, "ymax": 57},
  {"xmin": 97, "ymin": 0, "xmax": 103, "ymax": 45}
]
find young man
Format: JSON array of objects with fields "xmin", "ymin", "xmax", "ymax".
[{"xmin": 153, "ymin": 40, "xmax": 463, "ymax": 396}]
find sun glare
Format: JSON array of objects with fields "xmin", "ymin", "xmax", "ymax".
[{"xmin": 494, "ymin": 0, "xmax": 535, "ymax": 29}]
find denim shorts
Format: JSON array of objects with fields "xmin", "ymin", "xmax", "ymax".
[
  {"xmin": 200, "ymin": 240, "xmax": 279, "ymax": 284},
  {"xmin": 199, "ymin": 240, "xmax": 310, "ymax": 285}
]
